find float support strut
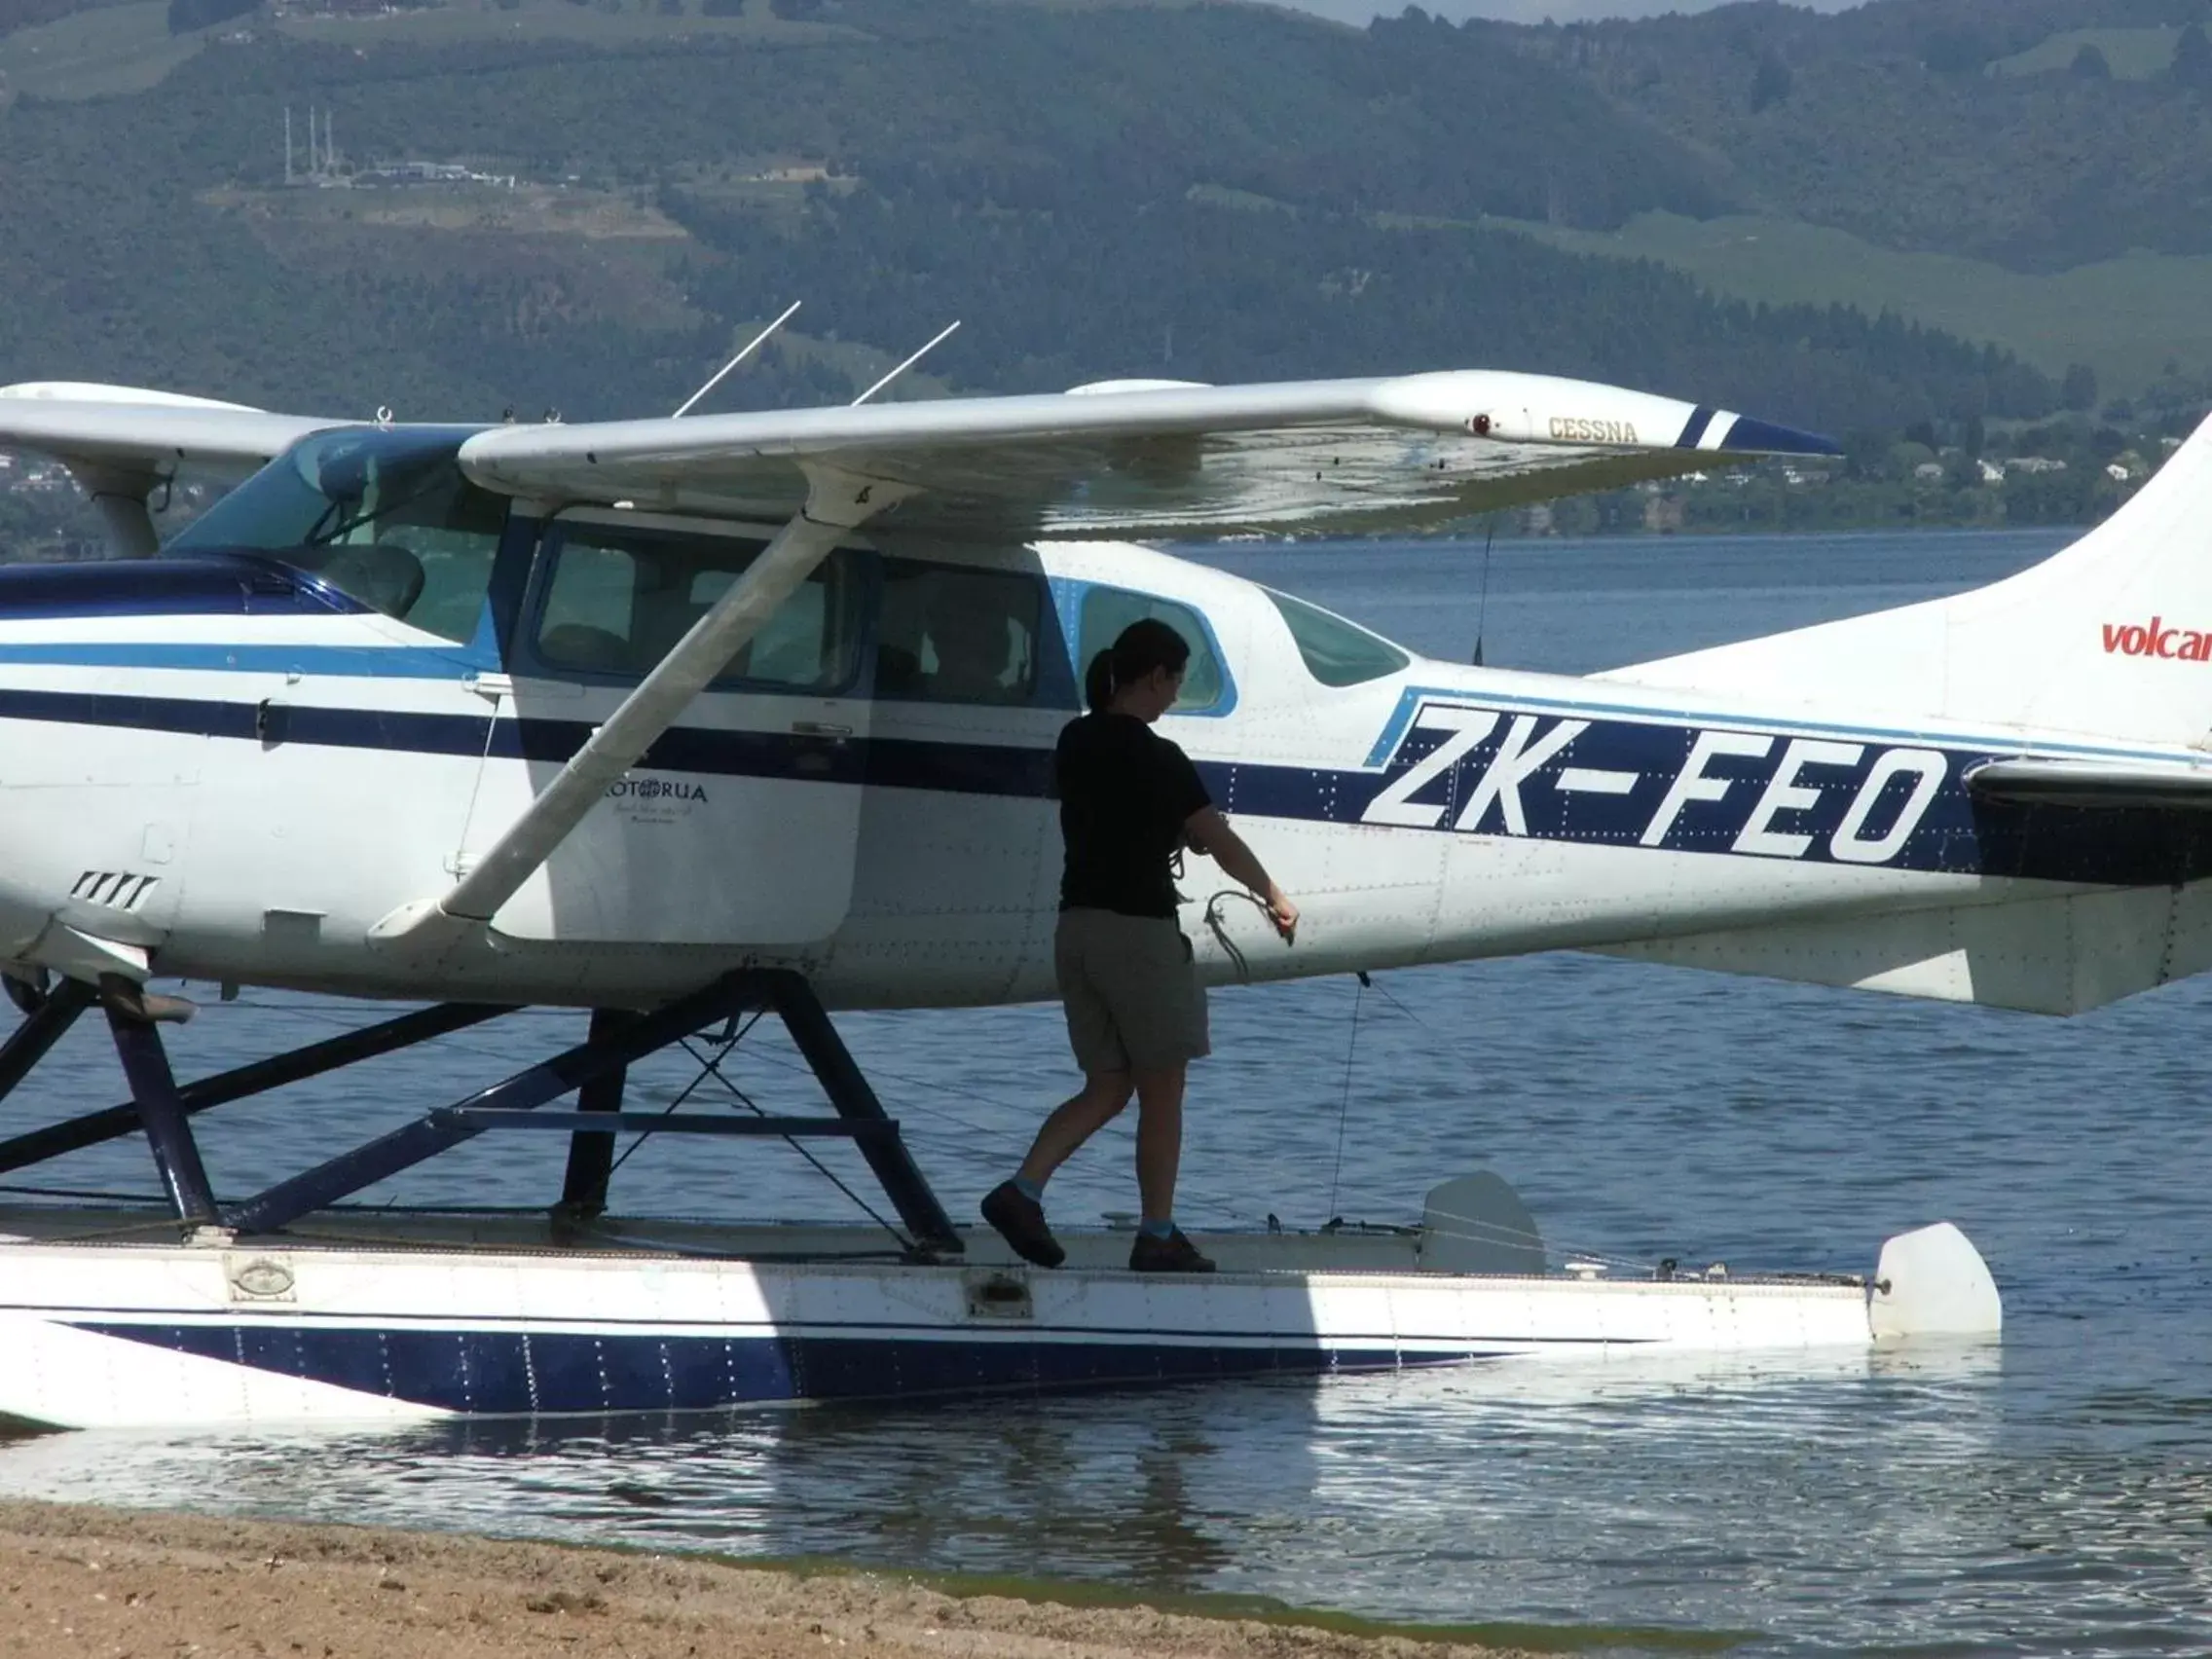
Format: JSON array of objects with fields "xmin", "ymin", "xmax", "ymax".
[
  {"xmin": 761, "ymin": 972, "xmax": 961, "ymax": 1253},
  {"xmin": 0, "ymin": 1001, "xmax": 513, "ymax": 1178},
  {"xmin": 555, "ymin": 1008, "xmax": 632, "ymax": 1221},
  {"xmin": 227, "ymin": 972, "xmax": 762, "ymax": 1236},
  {"xmin": 0, "ymin": 977, "xmax": 95, "ymax": 1108},
  {"xmin": 101, "ymin": 983, "xmax": 220, "ymax": 1228},
  {"xmin": 145, "ymin": 970, "xmax": 961, "ymax": 1257}
]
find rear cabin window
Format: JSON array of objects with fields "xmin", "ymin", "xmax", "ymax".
[
  {"xmin": 1265, "ymin": 589, "xmax": 1411, "ymax": 687},
  {"xmin": 1078, "ymin": 587, "xmax": 1226, "ymax": 714},
  {"xmin": 532, "ymin": 523, "xmax": 861, "ymax": 690},
  {"xmin": 877, "ymin": 560, "xmax": 1043, "ymax": 705}
]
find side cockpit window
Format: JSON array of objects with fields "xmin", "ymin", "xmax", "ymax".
[
  {"xmin": 1078, "ymin": 586, "xmax": 1226, "ymax": 714},
  {"xmin": 1265, "ymin": 588, "xmax": 1410, "ymax": 687},
  {"xmin": 877, "ymin": 559, "xmax": 1043, "ymax": 705},
  {"xmin": 532, "ymin": 522, "xmax": 861, "ymax": 690}
]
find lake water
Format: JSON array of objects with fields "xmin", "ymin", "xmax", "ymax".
[{"xmin": 5, "ymin": 527, "xmax": 2212, "ymax": 1655}]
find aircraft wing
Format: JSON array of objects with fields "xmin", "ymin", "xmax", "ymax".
[
  {"xmin": 1966, "ymin": 756, "xmax": 2212, "ymax": 810},
  {"xmin": 456, "ymin": 371, "xmax": 1837, "ymax": 538},
  {"xmin": 0, "ymin": 383, "xmax": 341, "ymax": 482}
]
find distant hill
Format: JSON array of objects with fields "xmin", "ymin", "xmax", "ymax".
[
  {"xmin": 1491, "ymin": 0, "xmax": 2212, "ymax": 269},
  {"xmin": 1496, "ymin": 211, "xmax": 2212, "ymax": 401},
  {"xmin": 0, "ymin": 0, "xmax": 95, "ymax": 33},
  {"xmin": 0, "ymin": 0, "xmax": 2179, "ymax": 444}
]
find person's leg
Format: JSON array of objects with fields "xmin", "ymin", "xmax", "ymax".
[
  {"xmin": 1016, "ymin": 1070, "xmax": 1133, "ymax": 1188},
  {"xmin": 1126, "ymin": 1062, "xmax": 1210, "ymax": 1272},
  {"xmin": 983, "ymin": 916, "xmax": 1132, "ymax": 1270},
  {"xmin": 983, "ymin": 1070, "xmax": 1128, "ymax": 1269},
  {"xmin": 1131, "ymin": 1063, "xmax": 1186, "ymax": 1225}
]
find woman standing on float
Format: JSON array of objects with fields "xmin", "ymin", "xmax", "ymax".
[{"xmin": 982, "ymin": 618, "xmax": 1299, "ymax": 1273}]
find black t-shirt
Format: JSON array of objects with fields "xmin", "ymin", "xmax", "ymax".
[{"xmin": 1055, "ymin": 712, "xmax": 1212, "ymax": 918}]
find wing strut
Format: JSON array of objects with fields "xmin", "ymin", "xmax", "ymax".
[{"xmin": 374, "ymin": 469, "xmax": 896, "ymax": 942}]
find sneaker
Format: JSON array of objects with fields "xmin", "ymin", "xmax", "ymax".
[
  {"xmin": 1128, "ymin": 1228, "xmax": 1216, "ymax": 1273},
  {"xmin": 980, "ymin": 1181, "xmax": 1065, "ymax": 1269}
]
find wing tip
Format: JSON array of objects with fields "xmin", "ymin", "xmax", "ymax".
[{"xmin": 1711, "ymin": 413, "xmax": 1843, "ymax": 458}]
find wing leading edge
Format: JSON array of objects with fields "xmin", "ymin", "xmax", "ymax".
[
  {"xmin": 456, "ymin": 370, "xmax": 1837, "ymax": 539},
  {"xmin": 0, "ymin": 383, "xmax": 342, "ymax": 482}
]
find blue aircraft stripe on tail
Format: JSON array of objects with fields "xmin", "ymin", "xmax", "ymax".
[{"xmin": 1676, "ymin": 406, "xmax": 1717, "ymax": 449}]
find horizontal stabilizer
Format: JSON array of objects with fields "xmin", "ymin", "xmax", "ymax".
[
  {"xmin": 1598, "ymin": 882, "xmax": 2212, "ymax": 1014},
  {"xmin": 1966, "ymin": 756, "xmax": 2212, "ymax": 810}
]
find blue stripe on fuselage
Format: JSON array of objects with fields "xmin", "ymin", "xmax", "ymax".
[
  {"xmin": 0, "ymin": 642, "xmax": 478, "ymax": 679},
  {"xmin": 0, "ymin": 682, "xmax": 2195, "ymax": 887}
]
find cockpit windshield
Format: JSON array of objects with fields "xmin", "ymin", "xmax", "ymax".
[{"xmin": 169, "ymin": 425, "xmax": 506, "ymax": 644}]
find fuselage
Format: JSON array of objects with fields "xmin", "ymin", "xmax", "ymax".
[{"xmin": 0, "ymin": 425, "xmax": 2189, "ymax": 1011}]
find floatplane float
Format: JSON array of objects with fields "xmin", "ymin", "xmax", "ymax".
[{"xmin": 45, "ymin": 328, "xmax": 2212, "ymax": 1430}]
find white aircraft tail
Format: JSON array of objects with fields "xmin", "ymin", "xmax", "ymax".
[{"xmin": 1607, "ymin": 413, "xmax": 2212, "ymax": 749}]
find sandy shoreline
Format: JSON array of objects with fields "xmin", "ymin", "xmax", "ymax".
[{"xmin": 0, "ymin": 1499, "xmax": 1536, "ymax": 1658}]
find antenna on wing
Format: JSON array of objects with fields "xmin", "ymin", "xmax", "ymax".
[
  {"xmin": 672, "ymin": 301, "xmax": 802, "ymax": 419},
  {"xmin": 852, "ymin": 320, "xmax": 960, "ymax": 406}
]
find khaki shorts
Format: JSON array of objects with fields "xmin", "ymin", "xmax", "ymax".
[{"xmin": 1055, "ymin": 908, "xmax": 1210, "ymax": 1076}]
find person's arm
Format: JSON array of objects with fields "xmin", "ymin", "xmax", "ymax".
[{"xmin": 1185, "ymin": 805, "xmax": 1298, "ymax": 942}]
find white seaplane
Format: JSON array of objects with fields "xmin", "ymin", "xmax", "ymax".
[{"xmin": 7, "ymin": 343, "xmax": 2147, "ymax": 1432}]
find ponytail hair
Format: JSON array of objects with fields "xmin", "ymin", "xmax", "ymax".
[{"xmin": 1084, "ymin": 616, "xmax": 1192, "ymax": 713}]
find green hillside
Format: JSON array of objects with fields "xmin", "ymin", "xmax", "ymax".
[
  {"xmin": 0, "ymin": 0, "xmax": 2062, "ymax": 440},
  {"xmin": 1493, "ymin": 0, "xmax": 2212, "ymax": 270},
  {"xmin": 1993, "ymin": 23, "xmax": 2190, "ymax": 77},
  {"xmin": 0, "ymin": 0, "xmax": 198, "ymax": 101},
  {"xmin": 1498, "ymin": 211, "xmax": 2212, "ymax": 400},
  {"xmin": 3, "ymin": 0, "xmax": 2207, "ymax": 470}
]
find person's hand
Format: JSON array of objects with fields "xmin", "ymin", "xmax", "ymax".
[{"xmin": 1267, "ymin": 891, "xmax": 1300, "ymax": 944}]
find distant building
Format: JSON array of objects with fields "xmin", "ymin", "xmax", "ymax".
[
  {"xmin": 273, "ymin": 0, "xmax": 438, "ymax": 16},
  {"xmin": 355, "ymin": 161, "xmax": 518, "ymax": 188},
  {"xmin": 2006, "ymin": 457, "xmax": 2068, "ymax": 475}
]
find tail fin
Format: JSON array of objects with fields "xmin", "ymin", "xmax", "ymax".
[{"xmin": 1604, "ymin": 414, "xmax": 2212, "ymax": 748}]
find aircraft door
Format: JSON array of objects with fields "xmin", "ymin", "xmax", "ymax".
[{"xmin": 455, "ymin": 513, "xmax": 870, "ymax": 944}]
